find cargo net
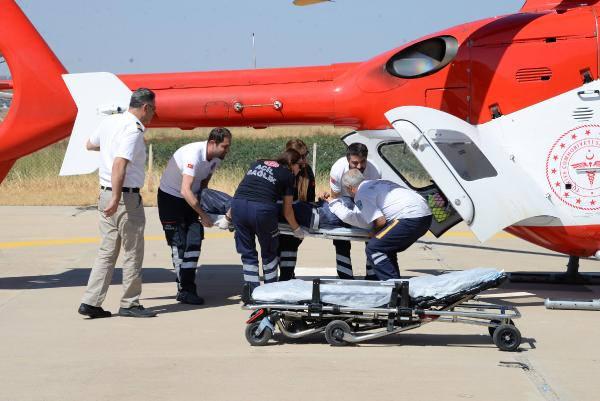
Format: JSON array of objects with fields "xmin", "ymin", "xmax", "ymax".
[{"xmin": 428, "ymin": 193, "xmax": 450, "ymax": 223}]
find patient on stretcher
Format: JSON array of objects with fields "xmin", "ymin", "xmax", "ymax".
[{"xmin": 199, "ymin": 188, "xmax": 370, "ymax": 234}]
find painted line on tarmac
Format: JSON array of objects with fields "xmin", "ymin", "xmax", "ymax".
[
  {"xmin": 0, "ymin": 230, "xmax": 513, "ymax": 250},
  {"xmin": 514, "ymin": 356, "xmax": 562, "ymax": 401},
  {"xmin": 0, "ymin": 232, "xmax": 233, "ymax": 249}
]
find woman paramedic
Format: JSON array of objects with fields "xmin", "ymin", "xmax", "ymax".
[
  {"xmin": 278, "ymin": 139, "xmax": 316, "ymax": 281},
  {"xmin": 230, "ymin": 149, "xmax": 304, "ymax": 290}
]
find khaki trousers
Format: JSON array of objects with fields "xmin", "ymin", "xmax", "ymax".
[{"xmin": 81, "ymin": 190, "xmax": 146, "ymax": 308}]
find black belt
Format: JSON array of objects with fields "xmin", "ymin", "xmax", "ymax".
[{"xmin": 100, "ymin": 186, "xmax": 140, "ymax": 193}]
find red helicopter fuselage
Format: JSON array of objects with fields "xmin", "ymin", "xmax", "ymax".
[{"xmin": 1, "ymin": 0, "xmax": 600, "ymax": 258}]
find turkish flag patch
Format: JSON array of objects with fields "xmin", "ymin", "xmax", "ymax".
[
  {"xmin": 330, "ymin": 177, "xmax": 337, "ymax": 184},
  {"xmin": 187, "ymin": 163, "xmax": 194, "ymax": 169}
]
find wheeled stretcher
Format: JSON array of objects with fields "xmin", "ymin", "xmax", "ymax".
[{"xmin": 242, "ymin": 268, "xmax": 522, "ymax": 351}]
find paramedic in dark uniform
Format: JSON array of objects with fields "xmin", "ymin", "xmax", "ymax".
[
  {"xmin": 79, "ymin": 88, "xmax": 157, "ymax": 318},
  {"xmin": 157, "ymin": 127, "xmax": 232, "ymax": 304},
  {"xmin": 278, "ymin": 139, "xmax": 316, "ymax": 281},
  {"xmin": 328, "ymin": 169, "xmax": 432, "ymax": 280},
  {"xmin": 325, "ymin": 143, "xmax": 381, "ymax": 280},
  {"xmin": 231, "ymin": 149, "xmax": 304, "ymax": 289}
]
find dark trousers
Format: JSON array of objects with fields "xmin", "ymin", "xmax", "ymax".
[
  {"xmin": 333, "ymin": 240, "xmax": 377, "ymax": 280},
  {"xmin": 366, "ymin": 215, "xmax": 432, "ymax": 280},
  {"xmin": 279, "ymin": 236, "xmax": 303, "ymax": 281},
  {"xmin": 231, "ymin": 198, "xmax": 279, "ymax": 289},
  {"xmin": 157, "ymin": 189, "xmax": 204, "ymax": 293}
]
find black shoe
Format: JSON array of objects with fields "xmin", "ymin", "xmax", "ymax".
[
  {"xmin": 176, "ymin": 291, "xmax": 205, "ymax": 305},
  {"xmin": 118, "ymin": 305, "xmax": 157, "ymax": 318},
  {"xmin": 78, "ymin": 303, "xmax": 111, "ymax": 319}
]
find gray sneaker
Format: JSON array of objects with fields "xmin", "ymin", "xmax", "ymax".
[{"xmin": 118, "ymin": 305, "xmax": 157, "ymax": 318}]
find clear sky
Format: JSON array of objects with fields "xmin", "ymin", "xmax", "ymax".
[{"xmin": 3, "ymin": 0, "xmax": 524, "ymax": 76}]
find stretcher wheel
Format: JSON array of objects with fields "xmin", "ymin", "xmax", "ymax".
[
  {"xmin": 245, "ymin": 321, "xmax": 273, "ymax": 346},
  {"xmin": 488, "ymin": 319, "xmax": 515, "ymax": 337},
  {"xmin": 492, "ymin": 324, "xmax": 521, "ymax": 352},
  {"xmin": 325, "ymin": 320, "xmax": 351, "ymax": 346}
]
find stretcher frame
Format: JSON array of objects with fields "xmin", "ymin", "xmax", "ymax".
[
  {"xmin": 278, "ymin": 224, "xmax": 370, "ymax": 242},
  {"xmin": 242, "ymin": 276, "xmax": 522, "ymax": 351}
]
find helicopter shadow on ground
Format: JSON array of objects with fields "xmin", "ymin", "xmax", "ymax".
[
  {"xmin": 265, "ymin": 330, "xmax": 536, "ymax": 351},
  {"xmin": 0, "ymin": 264, "xmax": 247, "ymax": 311}
]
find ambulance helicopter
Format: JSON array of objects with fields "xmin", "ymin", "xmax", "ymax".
[{"xmin": 1, "ymin": 0, "xmax": 600, "ymax": 283}]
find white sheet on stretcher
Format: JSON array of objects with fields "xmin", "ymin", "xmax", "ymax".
[{"xmin": 251, "ymin": 268, "xmax": 504, "ymax": 308}]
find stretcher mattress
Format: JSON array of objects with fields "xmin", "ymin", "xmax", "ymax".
[{"xmin": 251, "ymin": 268, "xmax": 506, "ymax": 308}]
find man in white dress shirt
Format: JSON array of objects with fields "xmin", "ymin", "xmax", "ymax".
[
  {"xmin": 79, "ymin": 88, "xmax": 157, "ymax": 318},
  {"xmin": 327, "ymin": 143, "xmax": 381, "ymax": 279},
  {"xmin": 158, "ymin": 128, "xmax": 232, "ymax": 304},
  {"xmin": 328, "ymin": 169, "xmax": 432, "ymax": 280}
]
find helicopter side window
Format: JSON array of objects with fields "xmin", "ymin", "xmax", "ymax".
[
  {"xmin": 385, "ymin": 36, "xmax": 458, "ymax": 79},
  {"xmin": 379, "ymin": 142, "xmax": 432, "ymax": 189},
  {"xmin": 428, "ymin": 129, "xmax": 497, "ymax": 181}
]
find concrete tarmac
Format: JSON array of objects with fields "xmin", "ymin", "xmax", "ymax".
[{"xmin": 1, "ymin": 206, "xmax": 599, "ymax": 401}]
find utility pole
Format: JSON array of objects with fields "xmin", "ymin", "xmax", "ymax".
[{"xmin": 252, "ymin": 33, "xmax": 256, "ymax": 69}]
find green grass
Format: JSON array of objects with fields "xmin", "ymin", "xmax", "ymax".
[{"xmin": 1, "ymin": 126, "xmax": 433, "ymax": 205}]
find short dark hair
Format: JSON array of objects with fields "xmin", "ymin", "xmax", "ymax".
[
  {"xmin": 276, "ymin": 149, "xmax": 301, "ymax": 169},
  {"xmin": 208, "ymin": 127, "xmax": 232, "ymax": 144},
  {"xmin": 346, "ymin": 143, "xmax": 368, "ymax": 159},
  {"xmin": 129, "ymin": 88, "xmax": 155, "ymax": 108}
]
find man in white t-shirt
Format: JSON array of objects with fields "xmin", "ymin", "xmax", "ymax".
[
  {"xmin": 79, "ymin": 88, "xmax": 157, "ymax": 319},
  {"xmin": 157, "ymin": 127, "xmax": 232, "ymax": 304},
  {"xmin": 326, "ymin": 143, "xmax": 382, "ymax": 280},
  {"xmin": 328, "ymin": 169, "xmax": 432, "ymax": 280}
]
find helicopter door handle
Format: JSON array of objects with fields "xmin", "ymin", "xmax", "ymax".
[{"xmin": 577, "ymin": 90, "xmax": 600, "ymax": 99}]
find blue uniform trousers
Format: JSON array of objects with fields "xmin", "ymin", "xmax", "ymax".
[
  {"xmin": 157, "ymin": 189, "xmax": 204, "ymax": 293},
  {"xmin": 231, "ymin": 199, "xmax": 279, "ymax": 289},
  {"xmin": 366, "ymin": 215, "xmax": 432, "ymax": 280}
]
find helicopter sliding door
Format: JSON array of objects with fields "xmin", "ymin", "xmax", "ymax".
[
  {"xmin": 341, "ymin": 130, "xmax": 462, "ymax": 237},
  {"xmin": 385, "ymin": 106, "xmax": 556, "ymax": 242}
]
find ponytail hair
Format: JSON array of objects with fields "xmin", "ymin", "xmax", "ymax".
[
  {"xmin": 285, "ymin": 139, "xmax": 309, "ymax": 201},
  {"xmin": 275, "ymin": 148, "xmax": 301, "ymax": 169}
]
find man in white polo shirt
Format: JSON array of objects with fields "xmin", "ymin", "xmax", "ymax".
[
  {"xmin": 158, "ymin": 127, "xmax": 232, "ymax": 305},
  {"xmin": 79, "ymin": 88, "xmax": 157, "ymax": 318},
  {"xmin": 327, "ymin": 143, "xmax": 382, "ymax": 280},
  {"xmin": 328, "ymin": 169, "xmax": 432, "ymax": 280}
]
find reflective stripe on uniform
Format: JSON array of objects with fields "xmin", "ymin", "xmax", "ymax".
[
  {"xmin": 375, "ymin": 219, "xmax": 399, "ymax": 239},
  {"xmin": 373, "ymin": 254, "xmax": 388, "ymax": 265},
  {"xmin": 280, "ymin": 251, "xmax": 297, "ymax": 258},
  {"xmin": 263, "ymin": 258, "xmax": 278, "ymax": 272},
  {"xmin": 280, "ymin": 260, "xmax": 296, "ymax": 267},
  {"xmin": 335, "ymin": 255, "xmax": 351, "ymax": 265},
  {"xmin": 183, "ymin": 251, "xmax": 200, "ymax": 258},
  {"xmin": 336, "ymin": 265, "xmax": 353, "ymax": 276},
  {"xmin": 264, "ymin": 269, "xmax": 278, "ymax": 281},
  {"xmin": 171, "ymin": 246, "xmax": 182, "ymax": 265},
  {"xmin": 243, "ymin": 274, "xmax": 260, "ymax": 283},
  {"xmin": 181, "ymin": 261, "xmax": 198, "ymax": 269},
  {"xmin": 243, "ymin": 264, "xmax": 259, "ymax": 273}
]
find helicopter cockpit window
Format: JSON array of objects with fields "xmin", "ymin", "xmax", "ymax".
[
  {"xmin": 428, "ymin": 129, "xmax": 497, "ymax": 181},
  {"xmin": 385, "ymin": 36, "xmax": 458, "ymax": 79},
  {"xmin": 379, "ymin": 142, "xmax": 432, "ymax": 189}
]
